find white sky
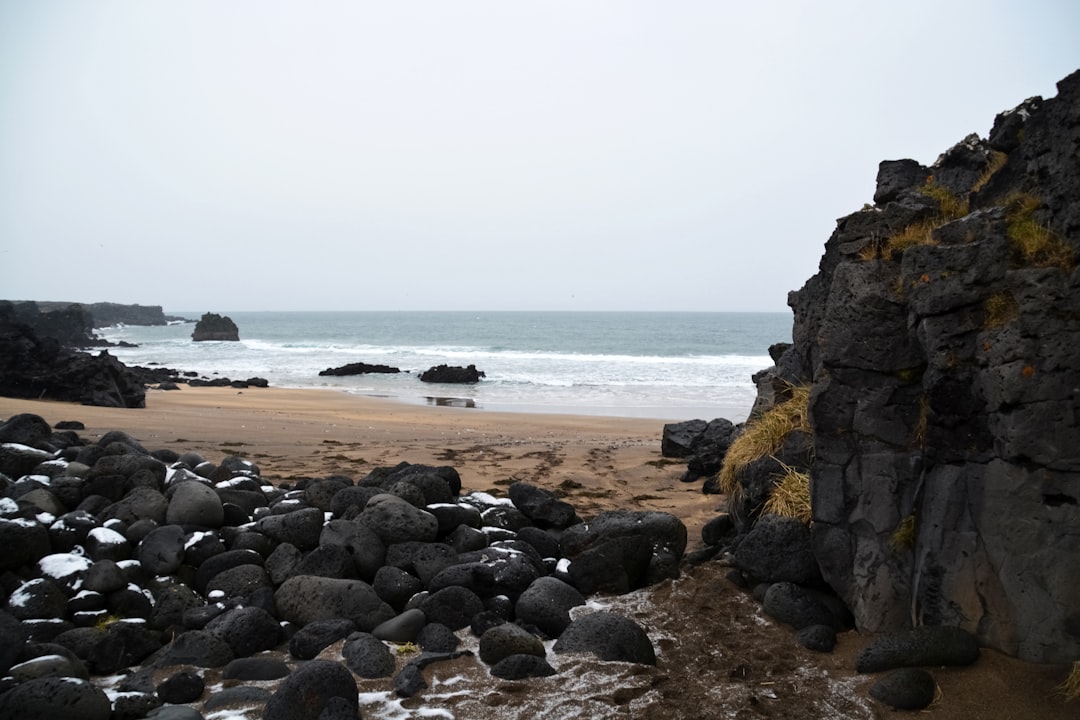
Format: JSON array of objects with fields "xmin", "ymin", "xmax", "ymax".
[{"xmin": 1, "ymin": 2, "xmax": 1077, "ymax": 312}]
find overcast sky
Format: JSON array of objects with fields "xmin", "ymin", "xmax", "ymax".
[{"xmin": 1, "ymin": 2, "xmax": 1077, "ymax": 313}]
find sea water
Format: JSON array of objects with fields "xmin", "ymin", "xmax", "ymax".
[{"xmin": 96, "ymin": 311, "xmax": 791, "ymax": 422}]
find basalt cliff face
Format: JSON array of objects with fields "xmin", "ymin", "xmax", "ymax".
[{"xmin": 762, "ymin": 70, "xmax": 1079, "ymax": 664}]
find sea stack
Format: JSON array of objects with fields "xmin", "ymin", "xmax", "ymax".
[{"xmin": 192, "ymin": 312, "xmax": 239, "ymax": 342}]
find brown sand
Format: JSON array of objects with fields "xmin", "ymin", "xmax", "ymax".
[{"xmin": 0, "ymin": 387, "xmax": 1074, "ymax": 719}]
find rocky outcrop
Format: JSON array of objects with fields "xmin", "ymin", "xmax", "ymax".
[
  {"xmin": 319, "ymin": 362, "xmax": 401, "ymax": 376},
  {"xmin": 3, "ymin": 301, "xmax": 103, "ymax": 348},
  {"xmin": 0, "ymin": 305, "xmax": 146, "ymax": 408},
  {"xmin": 191, "ymin": 313, "xmax": 239, "ymax": 342},
  {"xmin": 419, "ymin": 364, "xmax": 485, "ymax": 383},
  {"xmin": 730, "ymin": 70, "xmax": 1080, "ymax": 664}
]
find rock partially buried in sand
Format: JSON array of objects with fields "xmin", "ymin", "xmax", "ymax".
[
  {"xmin": 856, "ymin": 626, "xmax": 980, "ymax": 673},
  {"xmin": 553, "ymin": 611, "xmax": 656, "ymax": 665},
  {"xmin": 869, "ymin": 668, "xmax": 937, "ymax": 710}
]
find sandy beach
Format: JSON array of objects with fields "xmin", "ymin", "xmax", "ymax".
[
  {"xmin": 0, "ymin": 386, "xmax": 722, "ymax": 545},
  {"xmin": 0, "ymin": 385, "xmax": 1074, "ymax": 719}
]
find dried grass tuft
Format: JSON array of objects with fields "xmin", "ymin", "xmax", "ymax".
[
  {"xmin": 1004, "ymin": 192, "xmax": 1075, "ymax": 271},
  {"xmin": 1059, "ymin": 661, "xmax": 1080, "ymax": 702},
  {"xmin": 719, "ymin": 384, "xmax": 811, "ymax": 496},
  {"xmin": 761, "ymin": 460, "xmax": 811, "ymax": 524}
]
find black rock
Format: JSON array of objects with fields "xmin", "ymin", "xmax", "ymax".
[
  {"xmin": 796, "ymin": 624, "xmax": 837, "ymax": 652},
  {"xmin": 341, "ymin": 631, "xmax": 395, "ymax": 678},
  {"xmin": 419, "ymin": 364, "xmax": 486, "ymax": 383},
  {"xmin": 156, "ymin": 671, "xmax": 205, "ymax": 704},
  {"xmin": 205, "ymin": 606, "xmax": 281, "ymax": 658},
  {"xmin": 856, "ymin": 626, "xmax": 980, "ymax": 673},
  {"xmin": 263, "ymin": 659, "xmax": 359, "ymax": 720},
  {"xmin": 478, "ymin": 623, "xmax": 544, "ymax": 665},
  {"xmin": 869, "ymin": 668, "xmax": 937, "ymax": 710},
  {"xmin": 418, "ymin": 586, "xmax": 484, "ymax": 631},
  {"xmin": 554, "ymin": 611, "xmax": 656, "ymax": 665},
  {"xmin": 515, "ymin": 576, "xmax": 585, "ymax": 638},
  {"xmin": 732, "ymin": 513, "xmax": 820, "ymax": 585},
  {"xmin": 319, "ymin": 362, "xmax": 401, "ymax": 376},
  {"xmin": 509, "ymin": 481, "xmax": 578, "ymax": 528},
  {"xmin": 490, "ymin": 653, "xmax": 558, "ymax": 680},
  {"xmin": 288, "ymin": 618, "xmax": 357, "ymax": 660},
  {"xmin": 0, "ymin": 676, "xmax": 111, "ymax": 720}
]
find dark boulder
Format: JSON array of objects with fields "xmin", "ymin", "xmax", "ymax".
[
  {"xmin": 263, "ymin": 659, "xmax": 359, "ymax": 720},
  {"xmin": 733, "ymin": 514, "xmax": 821, "ymax": 585},
  {"xmin": 490, "ymin": 653, "xmax": 558, "ymax": 680},
  {"xmin": 856, "ymin": 626, "xmax": 980, "ymax": 673},
  {"xmin": 514, "ymin": 576, "xmax": 585, "ymax": 638},
  {"xmin": 275, "ymin": 575, "xmax": 395, "ymax": 630},
  {"xmin": 553, "ymin": 611, "xmax": 656, "ymax": 665},
  {"xmin": 156, "ymin": 671, "xmax": 205, "ymax": 704},
  {"xmin": 288, "ymin": 618, "xmax": 356, "ymax": 660},
  {"xmin": 417, "ymin": 586, "xmax": 484, "ymax": 631},
  {"xmin": 560, "ymin": 510, "xmax": 686, "ymax": 594},
  {"xmin": 150, "ymin": 629, "xmax": 234, "ymax": 668},
  {"xmin": 205, "ymin": 606, "xmax": 281, "ymax": 658},
  {"xmin": 341, "ymin": 631, "xmax": 395, "ymax": 678},
  {"xmin": 0, "ymin": 676, "xmax": 111, "ymax": 720},
  {"xmin": 661, "ymin": 419, "xmax": 707, "ymax": 458},
  {"xmin": 478, "ymin": 623, "xmax": 545, "ymax": 665},
  {"xmin": 508, "ymin": 481, "xmax": 578, "ymax": 528},
  {"xmin": 869, "ymin": 668, "xmax": 937, "ymax": 711}
]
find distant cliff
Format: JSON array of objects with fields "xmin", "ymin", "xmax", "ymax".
[
  {"xmin": 17, "ymin": 301, "xmax": 188, "ymax": 328},
  {"xmin": 727, "ymin": 70, "xmax": 1080, "ymax": 664}
]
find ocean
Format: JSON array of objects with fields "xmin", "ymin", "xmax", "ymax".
[{"xmin": 96, "ymin": 311, "xmax": 791, "ymax": 422}]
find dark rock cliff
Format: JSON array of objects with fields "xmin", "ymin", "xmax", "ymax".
[{"xmin": 754, "ymin": 70, "xmax": 1079, "ymax": 664}]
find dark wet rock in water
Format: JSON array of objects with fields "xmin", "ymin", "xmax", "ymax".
[
  {"xmin": 263, "ymin": 659, "xmax": 358, "ymax": 720},
  {"xmin": 491, "ymin": 653, "xmax": 558, "ymax": 680},
  {"xmin": 191, "ymin": 312, "xmax": 239, "ymax": 342},
  {"xmin": 514, "ymin": 576, "xmax": 585, "ymax": 638},
  {"xmin": 394, "ymin": 662, "xmax": 427, "ymax": 698},
  {"xmin": 553, "ymin": 611, "xmax": 656, "ymax": 665},
  {"xmin": 856, "ymin": 626, "xmax": 980, "ymax": 673},
  {"xmin": 869, "ymin": 668, "xmax": 937, "ymax": 710},
  {"xmin": 319, "ymin": 362, "xmax": 401, "ymax": 376},
  {"xmin": 419, "ymin": 363, "xmax": 485, "ymax": 383}
]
